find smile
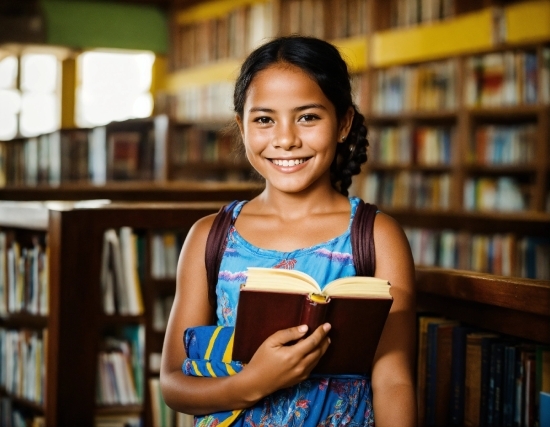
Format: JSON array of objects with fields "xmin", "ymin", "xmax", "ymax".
[{"xmin": 270, "ymin": 158, "xmax": 309, "ymax": 167}]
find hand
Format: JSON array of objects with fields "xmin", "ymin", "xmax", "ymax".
[{"xmin": 239, "ymin": 323, "xmax": 331, "ymax": 400}]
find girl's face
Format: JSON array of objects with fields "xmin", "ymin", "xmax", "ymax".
[{"xmin": 237, "ymin": 63, "xmax": 353, "ymax": 194}]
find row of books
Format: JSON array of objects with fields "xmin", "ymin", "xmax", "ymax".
[
  {"xmin": 173, "ymin": 2, "xmax": 274, "ymax": 69},
  {"xmin": 172, "ymin": 0, "xmax": 371, "ymax": 70},
  {"xmin": 471, "ymin": 124, "xmax": 536, "ymax": 166},
  {"xmin": 0, "ymin": 328, "xmax": 47, "ymax": 405},
  {"xmin": 372, "ymin": 59, "xmax": 457, "ymax": 113},
  {"xmin": 100, "ymin": 228, "xmax": 144, "ymax": 316},
  {"xmin": 170, "ymin": 82, "xmax": 235, "ymax": 122},
  {"xmin": 151, "ymin": 232, "xmax": 184, "ymax": 280},
  {"xmin": 0, "ymin": 398, "xmax": 44, "ymax": 427},
  {"xmin": 149, "ymin": 378, "xmax": 194, "ymax": 427},
  {"xmin": 171, "ymin": 127, "xmax": 240, "ymax": 166},
  {"xmin": 96, "ymin": 325, "xmax": 145, "ymax": 406},
  {"xmin": 465, "ymin": 51, "xmax": 539, "ymax": 107},
  {"xmin": 464, "ymin": 176, "xmax": 527, "ymax": 212},
  {"xmin": 390, "ymin": 0, "xmax": 454, "ymax": 28},
  {"xmin": 152, "ymin": 295, "xmax": 174, "ymax": 332},
  {"xmin": 323, "ymin": 0, "xmax": 370, "ymax": 39},
  {"xmin": 0, "ymin": 232, "xmax": 48, "ymax": 317},
  {"xmin": 0, "ymin": 124, "xmax": 161, "ymax": 187},
  {"xmin": 416, "ymin": 315, "xmax": 550, "ymax": 427},
  {"xmin": 405, "ymin": 227, "xmax": 550, "ymax": 279},
  {"xmin": 369, "ymin": 125, "xmax": 454, "ymax": 166},
  {"xmin": 168, "ymin": 73, "xmax": 368, "ymax": 124},
  {"xmin": 362, "ymin": 171, "xmax": 451, "ymax": 210}
]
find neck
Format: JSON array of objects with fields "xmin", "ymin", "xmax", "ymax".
[{"xmin": 256, "ymin": 182, "xmax": 349, "ymax": 220}]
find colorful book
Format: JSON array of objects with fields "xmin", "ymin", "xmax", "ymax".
[{"xmin": 232, "ymin": 267, "xmax": 392, "ymax": 375}]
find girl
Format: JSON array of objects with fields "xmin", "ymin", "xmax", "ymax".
[{"xmin": 160, "ymin": 36, "xmax": 417, "ymax": 426}]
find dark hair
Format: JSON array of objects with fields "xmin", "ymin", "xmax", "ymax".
[{"xmin": 232, "ymin": 35, "xmax": 368, "ymax": 196}]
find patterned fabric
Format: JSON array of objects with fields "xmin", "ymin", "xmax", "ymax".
[{"xmin": 187, "ymin": 197, "xmax": 375, "ymax": 426}]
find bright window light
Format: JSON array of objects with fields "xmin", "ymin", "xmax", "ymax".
[
  {"xmin": 0, "ymin": 56, "xmax": 18, "ymax": 89},
  {"xmin": 21, "ymin": 54, "xmax": 58, "ymax": 93},
  {"xmin": 0, "ymin": 55, "xmax": 20, "ymax": 140},
  {"xmin": 76, "ymin": 50, "xmax": 155, "ymax": 127},
  {"xmin": 20, "ymin": 92, "xmax": 58, "ymax": 136},
  {"xmin": 19, "ymin": 52, "xmax": 60, "ymax": 137}
]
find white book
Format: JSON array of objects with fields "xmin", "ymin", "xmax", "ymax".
[
  {"xmin": 89, "ymin": 126, "xmax": 107, "ymax": 185},
  {"xmin": 119, "ymin": 227, "xmax": 143, "ymax": 315},
  {"xmin": 0, "ymin": 232, "xmax": 7, "ymax": 315},
  {"xmin": 48, "ymin": 131, "xmax": 61, "ymax": 186},
  {"xmin": 103, "ymin": 230, "xmax": 129, "ymax": 315}
]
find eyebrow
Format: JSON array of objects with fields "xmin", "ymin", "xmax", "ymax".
[{"xmin": 248, "ymin": 103, "xmax": 327, "ymax": 114}]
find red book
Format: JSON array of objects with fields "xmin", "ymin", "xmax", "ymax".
[{"xmin": 232, "ymin": 267, "xmax": 393, "ymax": 376}]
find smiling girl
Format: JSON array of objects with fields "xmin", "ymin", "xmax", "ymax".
[{"xmin": 160, "ymin": 36, "xmax": 417, "ymax": 426}]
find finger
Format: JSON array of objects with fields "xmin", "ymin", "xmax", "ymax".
[
  {"xmin": 267, "ymin": 324, "xmax": 309, "ymax": 346},
  {"xmin": 293, "ymin": 323, "xmax": 331, "ymax": 353}
]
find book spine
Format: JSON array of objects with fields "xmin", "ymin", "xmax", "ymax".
[{"xmin": 299, "ymin": 295, "xmax": 329, "ymax": 337}]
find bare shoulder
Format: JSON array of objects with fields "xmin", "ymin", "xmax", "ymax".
[
  {"xmin": 372, "ymin": 212, "xmax": 410, "ymax": 251},
  {"xmin": 372, "ymin": 212, "xmax": 415, "ymax": 293},
  {"xmin": 184, "ymin": 213, "xmax": 218, "ymax": 249}
]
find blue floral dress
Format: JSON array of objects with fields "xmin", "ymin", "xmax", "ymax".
[{"xmin": 210, "ymin": 197, "xmax": 375, "ymax": 427}]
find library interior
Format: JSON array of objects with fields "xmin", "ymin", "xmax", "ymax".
[{"xmin": 0, "ymin": 0, "xmax": 549, "ymax": 426}]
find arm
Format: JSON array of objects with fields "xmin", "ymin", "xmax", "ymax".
[
  {"xmin": 371, "ymin": 213, "xmax": 417, "ymax": 427},
  {"xmin": 160, "ymin": 215, "xmax": 331, "ymax": 415}
]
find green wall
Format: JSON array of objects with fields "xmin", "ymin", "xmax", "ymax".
[{"xmin": 41, "ymin": 0, "xmax": 168, "ymax": 53}]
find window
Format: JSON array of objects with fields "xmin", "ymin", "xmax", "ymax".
[
  {"xmin": 76, "ymin": 50, "xmax": 155, "ymax": 127},
  {"xmin": 0, "ymin": 50, "xmax": 60, "ymax": 140}
]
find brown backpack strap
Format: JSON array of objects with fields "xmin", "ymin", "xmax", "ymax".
[
  {"xmin": 351, "ymin": 199, "xmax": 378, "ymax": 277},
  {"xmin": 205, "ymin": 201, "xmax": 239, "ymax": 312}
]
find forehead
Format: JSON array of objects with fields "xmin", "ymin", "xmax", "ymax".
[{"xmin": 244, "ymin": 63, "xmax": 330, "ymax": 107}]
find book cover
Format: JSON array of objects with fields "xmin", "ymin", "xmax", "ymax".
[
  {"xmin": 232, "ymin": 268, "xmax": 392, "ymax": 376},
  {"xmin": 464, "ymin": 332, "xmax": 499, "ymax": 427},
  {"xmin": 108, "ymin": 131, "xmax": 141, "ymax": 181},
  {"xmin": 426, "ymin": 320, "xmax": 459, "ymax": 427},
  {"xmin": 417, "ymin": 315, "xmax": 447, "ymax": 427},
  {"xmin": 481, "ymin": 335, "xmax": 500, "ymax": 427},
  {"xmin": 449, "ymin": 326, "xmax": 476, "ymax": 426}
]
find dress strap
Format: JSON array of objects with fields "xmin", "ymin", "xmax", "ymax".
[
  {"xmin": 205, "ymin": 201, "xmax": 239, "ymax": 312},
  {"xmin": 351, "ymin": 200, "xmax": 378, "ymax": 277}
]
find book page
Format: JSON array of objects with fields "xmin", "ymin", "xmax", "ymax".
[
  {"xmin": 244, "ymin": 267, "xmax": 321, "ymax": 293},
  {"xmin": 244, "ymin": 267, "xmax": 391, "ymax": 298},
  {"xmin": 324, "ymin": 276, "xmax": 391, "ymax": 298}
]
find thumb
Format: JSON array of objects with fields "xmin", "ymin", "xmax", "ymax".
[{"xmin": 268, "ymin": 324, "xmax": 309, "ymax": 346}]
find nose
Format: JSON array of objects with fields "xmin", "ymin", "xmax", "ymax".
[{"xmin": 272, "ymin": 121, "xmax": 301, "ymax": 150}]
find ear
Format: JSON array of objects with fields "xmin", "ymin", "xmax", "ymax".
[{"xmin": 338, "ymin": 107, "xmax": 355, "ymax": 143}]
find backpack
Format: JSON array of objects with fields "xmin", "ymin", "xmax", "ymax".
[{"xmin": 204, "ymin": 199, "xmax": 378, "ymax": 311}]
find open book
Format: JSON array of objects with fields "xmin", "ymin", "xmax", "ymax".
[{"xmin": 232, "ymin": 267, "xmax": 393, "ymax": 376}]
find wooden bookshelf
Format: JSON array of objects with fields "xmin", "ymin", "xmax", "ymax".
[
  {"xmin": 0, "ymin": 181, "xmax": 263, "ymax": 202},
  {"xmin": 416, "ymin": 266, "xmax": 550, "ymax": 344},
  {"xmin": 0, "ymin": 201, "xmax": 224, "ymax": 427}
]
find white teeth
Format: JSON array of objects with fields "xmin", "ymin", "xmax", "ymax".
[{"xmin": 272, "ymin": 159, "xmax": 305, "ymax": 166}]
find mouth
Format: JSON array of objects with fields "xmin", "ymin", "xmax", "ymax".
[{"xmin": 270, "ymin": 158, "xmax": 310, "ymax": 167}]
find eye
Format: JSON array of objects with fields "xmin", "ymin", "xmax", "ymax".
[
  {"xmin": 298, "ymin": 114, "xmax": 320, "ymax": 122},
  {"xmin": 253, "ymin": 116, "xmax": 273, "ymax": 124}
]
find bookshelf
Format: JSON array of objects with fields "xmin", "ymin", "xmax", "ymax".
[
  {"xmin": 415, "ymin": 266, "xmax": 550, "ymax": 426},
  {"xmin": 0, "ymin": 200, "xmax": 223, "ymax": 427},
  {"xmin": 163, "ymin": 0, "xmax": 550, "ymax": 279}
]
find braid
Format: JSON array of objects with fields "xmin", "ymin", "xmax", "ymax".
[{"xmin": 330, "ymin": 107, "xmax": 369, "ymax": 196}]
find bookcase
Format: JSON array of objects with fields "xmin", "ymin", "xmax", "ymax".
[
  {"xmin": 0, "ymin": 200, "xmax": 224, "ymax": 427},
  {"xmin": 161, "ymin": 0, "xmax": 550, "ymax": 280},
  {"xmin": 414, "ymin": 266, "xmax": 550, "ymax": 426}
]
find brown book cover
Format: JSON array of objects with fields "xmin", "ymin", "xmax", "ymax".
[{"xmin": 232, "ymin": 268, "xmax": 393, "ymax": 376}]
